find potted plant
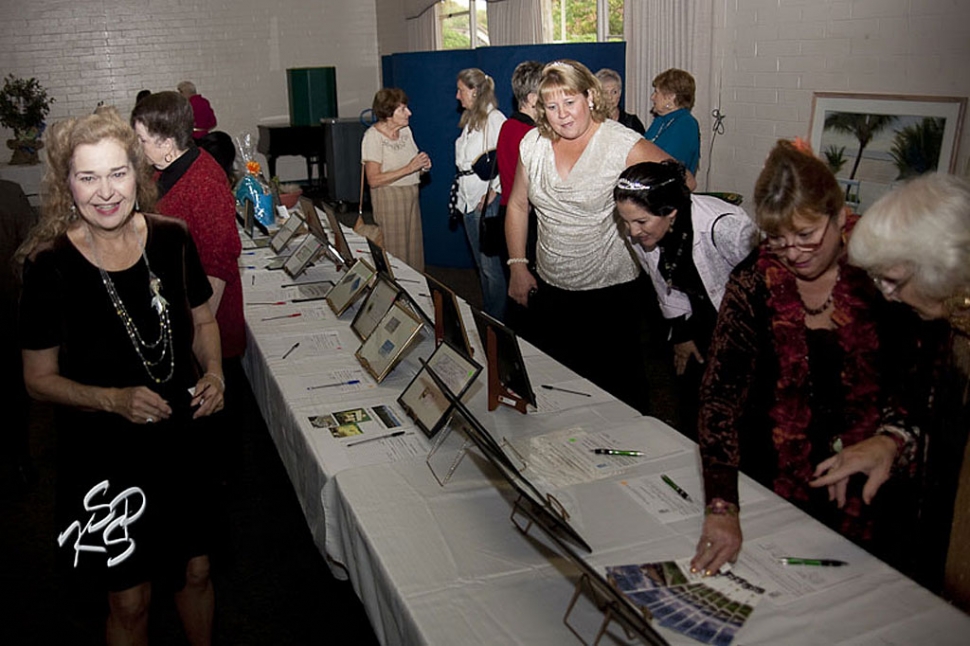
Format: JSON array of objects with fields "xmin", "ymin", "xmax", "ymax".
[{"xmin": 0, "ymin": 74, "xmax": 54, "ymax": 165}]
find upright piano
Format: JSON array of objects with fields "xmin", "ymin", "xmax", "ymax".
[{"xmin": 256, "ymin": 124, "xmax": 327, "ymax": 186}]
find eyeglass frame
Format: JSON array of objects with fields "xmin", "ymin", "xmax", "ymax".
[
  {"xmin": 762, "ymin": 215, "xmax": 839, "ymax": 254},
  {"xmin": 870, "ymin": 270, "xmax": 914, "ymax": 297}
]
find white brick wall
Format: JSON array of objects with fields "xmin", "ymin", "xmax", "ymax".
[
  {"xmin": 705, "ymin": 0, "xmax": 970, "ymax": 199},
  {"xmin": 0, "ymin": 0, "xmax": 383, "ymax": 180}
]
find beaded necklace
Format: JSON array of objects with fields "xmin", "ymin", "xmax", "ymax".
[{"xmin": 86, "ymin": 220, "xmax": 175, "ymax": 384}]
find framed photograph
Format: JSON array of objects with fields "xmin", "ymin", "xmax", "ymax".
[
  {"xmin": 325, "ymin": 258, "xmax": 375, "ymax": 316},
  {"xmin": 425, "ymin": 273, "xmax": 473, "ymax": 359},
  {"xmin": 351, "ymin": 275, "xmax": 401, "ymax": 341},
  {"xmin": 398, "ymin": 341, "xmax": 482, "ymax": 438},
  {"xmin": 270, "ymin": 206, "xmax": 303, "ymax": 253},
  {"xmin": 282, "ymin": 236, "xmax": 323, "ymax": 279},
  {"xmin": 324, "ymin": 207, "xmax": 354, "ymax": 266},
  {"xmin": 471, "ymin": 308, "xmax": 537, "ymax": 411},
  {"xmin": 366, "ymin": 237, "xmax": 393, "ymax": 278},
  {"xmin": 809, "ymin": 92, "xmax": 966, "ymax": 211},
  {"xmin": 355, "ymin": 301, "xmax": 424, "ymax": 382},
  {"xmin": 305, "ymin": 203, "xmax": 330, "ymax": 246}
]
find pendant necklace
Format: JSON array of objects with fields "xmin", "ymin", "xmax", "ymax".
[
  {"xmin": 660, "ymin": 228, "xmax": 690, "ymax": 295},
  {"xmin": 87, "ymin": 221, "xmax": 175, "ymax": 384},
  {"xmin": 800, "ymin": 268, "xmax": 839, "ymax": 317},
  {"xmin": 649, "ymin": 115, "xmax": 679, "ymax": 143}
]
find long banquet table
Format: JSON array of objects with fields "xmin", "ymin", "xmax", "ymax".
[{"xmin": 241, "ymin": 212, "xmax": 970, "ymax": 645}]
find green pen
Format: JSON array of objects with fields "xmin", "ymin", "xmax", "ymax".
[
  {"xmin": 779, "ymin": 557, "xmax": 847, "ymax": 567},
  {"xmin": 592, "ymin": 448, "xmax": 644, "ymax": 457},
  {"xmin": 661, "ymin": 474, "xmax": 693, "ymax": 502}
]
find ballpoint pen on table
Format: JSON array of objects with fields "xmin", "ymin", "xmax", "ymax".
[
  {"xmin": 248, "ymin": 301, "xmax": 287, "ymax": 306},
  {"xmin": 778, "ymin": 558, "xmax": 847, "ymax": 567},
  {"xmin": 661, "ymin": 474, "xmax": 693, "ymax": 502},
  {"xmin": 261, "ymin": 312, "xmax": 302, "ymax": 321},
  {"xmin": 281, "ymin": 342, "xmax": 300, "ymax": 360},
  {"xmin": 307, "ymin": 379, "xmax": 361, "ymax": 390},
  {"xmin": 541, "ymin": 384, "xmax": 592, "ymax": 397},
  {"xmin": 346, "ymin": 430, "xmax": 406, "ymax": 447},
  {"xmin": 592, "ymin": 448, "xmax": 644, "ymax": 457}
]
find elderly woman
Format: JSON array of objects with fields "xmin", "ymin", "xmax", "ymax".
[
  {"xmin": 177, "ymin": 80, "xmax": 217, "ymax": 139},
  {"xmin": 455, "ymin": 68, "xmax": 507, "ymax": 320},
  {"xmin": 361, "ymin": 88, "xmax": 431, "ymax": 272},
  {"xmin": 505, "ymin": 60, "xmax": 686, "ymax": 414},
  {"xmin": 131, "ymin": 92, "xmax": 244, "ymax": 400},
  {"xmin": 18, "ymin": 107, "xmax": 222, "ymax": 644},
  {"xmin": 645, "ymin": 68, "xmax": 701, "ymax": 174},
  {"xmin": 690, "ymin": 139, "xmax": 918, "ymax": 577},
  {"xmin": 614, "ymin": 160, "xmax": 757, "ymax": 436},
  {"xmin": 595, "ymin": 68, "xmax": 645, "ymax": 135},
  {"xmin": 848, "ymin": 173, "xmax": 970, "ymax": 609}
]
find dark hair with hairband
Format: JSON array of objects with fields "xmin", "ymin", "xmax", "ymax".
[{"xmin": 614, "ymin": 160, "xmax": 691, "ymax": 217}]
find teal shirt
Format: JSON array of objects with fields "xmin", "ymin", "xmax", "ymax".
[{"xmin": 645, "ymin": 108, "xmax": 700, "ymax": 174}]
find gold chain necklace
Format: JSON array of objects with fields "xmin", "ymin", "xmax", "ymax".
[{"xmin": 86, "ymin": 222, "xmax": 175, "ymax": 384}]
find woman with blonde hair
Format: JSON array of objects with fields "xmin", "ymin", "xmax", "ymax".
[
  {"xmin": 504, "ymin": 59, "xmax": 685, "ymax": 414},
  {"xmin": 454, "ymin": 67, "xmax": 507, "ymax": 319},
  {"xmin": 848, "ymin": 173, "xmax": 970, "ymax": 610},
  {"xmin": 19, "ymin": 107, "xmax": 223, "ymax": 644}
]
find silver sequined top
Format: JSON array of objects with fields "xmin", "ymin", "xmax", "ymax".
[{"xmin": 519, "ymin": 119, "xmax": 641, "ymax": 290}]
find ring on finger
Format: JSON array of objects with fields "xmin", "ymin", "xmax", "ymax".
[
  {"xmin": 146, "ymin": 416, "xmax": 154, "ymax": 424},
  {"xmin": 705, "ymin": 541, "xmax": 713, "ymax": 549}
]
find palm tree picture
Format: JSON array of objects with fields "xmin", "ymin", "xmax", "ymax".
[
  {"xmin": 890, "ymin": 116, "xmax": 945, "ymax": 179},
  {"xmin": 823, "ymin": 112, "xmax": 898, "ymax": 180}
]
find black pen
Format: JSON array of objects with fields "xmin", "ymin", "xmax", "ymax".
[
  {"xmin": 779, "ymin": 557, "xmax": 848, "ymax": 567},
  {"xmin": 281, "ymin": 342, "xmax": 299, "ymax": 360},
  {"xmin": 346, "ymin": 430, "xmax": 406, "ymax": 447},
  {"xmin": 541, "ymin": 384, "xmax": 592, "ymax": 397},
  {"xmin": 593, "ymin": 448, "xmax": 644, "ymax": 457}
]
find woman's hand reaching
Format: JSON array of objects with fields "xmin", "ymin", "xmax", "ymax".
[{"xmin": 690, "ymin": 508, "xmax": 742, "ymax": 576}]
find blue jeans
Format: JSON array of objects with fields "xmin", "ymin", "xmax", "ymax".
[{"xmin": 463, "ymin": 198, "xmax": 508, "ymax": 321}]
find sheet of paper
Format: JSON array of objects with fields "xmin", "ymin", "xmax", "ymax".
[
  {"xmin": 532, "ymin": 379, "xmax": 614, "ymax": 413},
  {"xmin": 279, "ymin": 365, "xmax": 376, "ymax": 407},
  {"xmin": 619, "ymin": 466, "xmax": 765, "ymax": 524},
  {"xmin": 521, "ymin": 427, "xmax": 686, "ymax": 489}
]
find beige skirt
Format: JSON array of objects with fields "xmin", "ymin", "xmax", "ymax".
[{"xmin": 371, "ymin": 184, "xmax": 424, "ymax": 273}]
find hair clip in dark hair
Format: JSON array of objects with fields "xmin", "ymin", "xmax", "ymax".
[{"xmin": 616, "ymin": 176, "xmax": 676, "ymax": 192}]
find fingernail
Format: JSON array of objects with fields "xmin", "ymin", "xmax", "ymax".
[{"xmin": 704, "ymin": 570, "xmax": 713, "ymax": 577}]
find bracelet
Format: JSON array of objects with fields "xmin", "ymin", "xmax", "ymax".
[
  {"xmin": 507, "ymin": 257, "xmax": 529, "ymax": 266},
  {"xmin": 705, "ymin": 498, "xmax": 739, "ymax": 517},
  {"xmin": 204, "ymin": 372, "xmax": 226, "ymax": 392}
]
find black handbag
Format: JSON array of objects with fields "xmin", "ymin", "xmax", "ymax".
[
  {"xmin": 471, "ymin": 149, "xmax": 498, "ymax": 181},
  {"xmin": 479, "ymin": 201, "xmax": 506, "ymax": 257}
]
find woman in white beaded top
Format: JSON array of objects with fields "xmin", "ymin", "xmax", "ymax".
[{"xmin": 504, "ymin": 59, "xmax": 693, "ymax": 413}]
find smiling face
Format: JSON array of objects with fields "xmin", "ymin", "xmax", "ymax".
[
  {"xmin": 616, "ymin": 200, "xmax": 676, "ymax": 251},
  {"xmin": 650, "ymin": 86, "xmax": 677, "ymax": 116},
  {"xmin": 765, "ymin": 211, "xmax": 845, "ymax": 281},
  {"xmin": 69, "ymin": 138, "xmax": 137, "ymax": 233},
  {"xmin": 542, "ymin": 88, "xmax": 593, "ymax": 141},
  {"xmin": 456, "ymin": 81, "xmax": 476, "ymax": 111}
]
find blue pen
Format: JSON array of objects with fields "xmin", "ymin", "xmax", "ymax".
[{"xmin": 307, "ymin": 379, "xmax": 361, "ymax": 390}]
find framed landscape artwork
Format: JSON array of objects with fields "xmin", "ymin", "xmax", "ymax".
[{"xmin": 808, "ymin": 92, "xmax": 966, "ymax": 212}]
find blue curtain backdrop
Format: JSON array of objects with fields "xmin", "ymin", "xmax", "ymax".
[{"xmin": 382, "ymin": 42, "xmax": 627, "ymax": 268}]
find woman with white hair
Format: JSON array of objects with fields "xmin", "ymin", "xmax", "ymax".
[{"xmin": 847, "ymin": 173, "xmax": 970, "ymax": 610}]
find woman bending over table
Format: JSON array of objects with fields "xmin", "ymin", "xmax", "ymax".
[
  {"xmin": 690, "ymin": 139, "xmax": 919, "ymax": 577},
  {"xmin": 18, "ymin": 107, "xmax": 223, "ymax": 645},
  {"xmin": 614, "ymin": 160, "xmax": 757, "ymax": 437}
]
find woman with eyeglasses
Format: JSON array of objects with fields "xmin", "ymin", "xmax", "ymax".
[
  {"xmin": 848, "ymin": 173, "xmax": 970, "ymax": 610},
  {"xmin": 690, "ymin": 139, "xmax": 920, "ymax": 577},
  {"xmin": 614, "ymin": 160, "xmax": 757, "ymax": 437}
]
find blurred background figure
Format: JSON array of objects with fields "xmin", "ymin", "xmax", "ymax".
[
  {"xmin": 178, "ymin": 80, "xmax": 217, "ymax": 139},
  {"xmin": 595, "ymin": 68, "xmax": 645, "ymax": 135},
  {"xmin": 361, "ymin": 88, "xmax": 430, "ymax": 272},
  {"xmin": 645, "ymin": 68, "xmax": 701, "ymax": 175},
  {"xmin": 454, "ymin": 67, "xmax": 507, "ymax": 320},
  {"xmin": 850, "ymin": 172, "xmax": 970, "ymax": 611},
  {"xmin": 615, "ymin": 160, "xmax": 757, "ymax": 438}
]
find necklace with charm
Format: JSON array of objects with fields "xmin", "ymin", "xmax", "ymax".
[
  {"xmin": 86, "ymin": 221, "xmax": 175, "ymax": 384},
  {"xmin": 660, "ymin": 227, "xmax": 690, "ymax": 295}
]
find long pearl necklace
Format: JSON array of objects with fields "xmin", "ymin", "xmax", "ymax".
[{"xmin": 86, "ymin": 220, "xmax": 175, "ymax": 384}]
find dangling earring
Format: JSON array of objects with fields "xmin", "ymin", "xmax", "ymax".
[
  {"xmin": 69, "ymin": 204, "xmax": 78, "ymax": 221},
  {"xmin": 841, "ymin": 229, "xmax": 848, "ymax": 246},
  {"xmin": 135, "ymin": 198, "xmax": 140, "ymax": 212}
]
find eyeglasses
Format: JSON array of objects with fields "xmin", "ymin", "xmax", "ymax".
[
  {"xmin": 870, "ymin": 271, "xmax": 913, "ymax": 297},
  {"xmin": 764, "ymin": 217, "xmax": 833, "ymax": 254}
]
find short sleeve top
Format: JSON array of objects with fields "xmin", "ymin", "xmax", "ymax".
[
  {"xmin": 518, "ymin": 119, "xmax": 642, "ymax": 291},
  {"xmin": 361, "ymin": 126, "xmax": 420, "ymax": 188}
]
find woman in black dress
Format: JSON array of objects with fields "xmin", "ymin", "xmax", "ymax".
[{"xmin": 18, "ymin": 107, "xmax": 224, "ymax": 645}]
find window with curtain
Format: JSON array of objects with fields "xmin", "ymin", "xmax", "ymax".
[
  {"xmin": 550, "ymin": 0, "xmax": 623, "ymax": 42},
  {"xmin": 440, "ymin": 0, "xmax": 491, "ymax": 49}
]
